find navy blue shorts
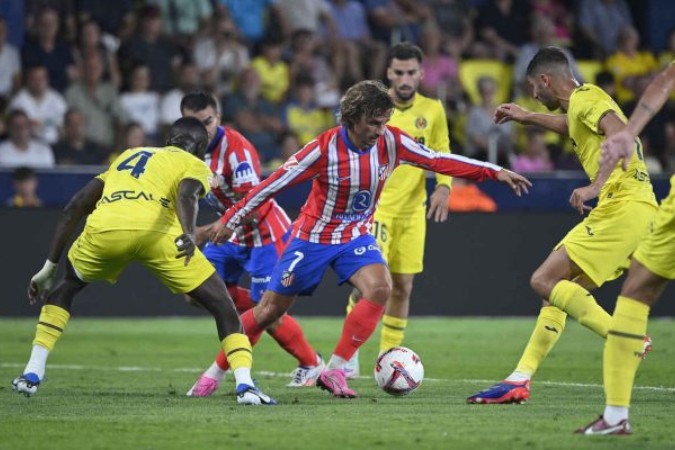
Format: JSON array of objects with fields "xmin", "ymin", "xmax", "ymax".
[{"xmin": 267, "ymin": 234, "xmax": 386, "ymax": 296}]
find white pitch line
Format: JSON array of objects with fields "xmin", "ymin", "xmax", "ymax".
[{"xmin": 2, "ymin": 363, "xmax": 673, "ymax": 393}]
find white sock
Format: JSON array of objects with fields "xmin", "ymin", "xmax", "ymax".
[
  {"xmin": 203, "ymin": 362, "xmax": 227, "ymax": 381},
  {"xmin": 603, "ymin": 405, "xmax": 628, "ymax": 425},
  {"xmin": 505, "ymin": 371, "xmax": 531, "ymax": 383},
  {"xmin": 24, "ymin": 345, "xmax": 49, "ymax": 380},
  {"xmin": 233, "ymin": 368, "xmax": 254, "ymax": 387},
  {"xmin": 327, "ymin": 354, "xmax": 348, "ymax": 370}
]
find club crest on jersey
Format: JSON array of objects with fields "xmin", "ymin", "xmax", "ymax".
[
  {"xmin": 415, "ymin": 116, "xmax": 428, "ymax": 130},
  {"xmin": 378, "ymin": 164, "xmax": 388, "ymax": 181},
  {"xmin": 232, "ymin": 161, "xmax": 258, "ymax": 186},
  {"xmin": 280, "ymin": 270, "xmax": 295, "ymax": 287},
  {"xmin": 352, "ymin": 190, "xmax": 372, "ymax": 213}
]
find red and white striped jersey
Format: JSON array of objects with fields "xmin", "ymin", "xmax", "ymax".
[
  {"xmin": 205, "ymin": 126, "xmax": 290, "ymax": 247},
  {"xmin": 221, "ymin": 125, "xmax": 501, "ymax": 244}
]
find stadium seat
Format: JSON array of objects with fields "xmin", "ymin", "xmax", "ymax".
[
  {"xmin": 458, "ymin": 59, "xmax": 513, "ymax": 105},
  {"xmin": 576, "ymin": 60, "xmax": 605, "ymax": 84}
]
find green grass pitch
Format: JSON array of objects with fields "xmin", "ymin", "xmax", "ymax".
[{"xmin": 1, "ymin": 317, "xmax": 674, "ymax": 450}]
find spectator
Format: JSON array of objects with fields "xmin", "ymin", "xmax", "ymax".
[
  {"xmin": 217, "ymin": 0, "xmax": 288, "ymax": 46},
  {"xmin": 512, "ymin": 17, "xmax": 582, "ymax": 95},
  {"xmin": 65, "ymin": 53, "xmax": 126, "ymax": 149},
  {"xmin": 288, "ymin": 29, "xmax": 340, "ymax": 108},
  {"xmin": 474, "ymin": 0, "xmax": 529, "ymax": 62},
  {"xmin": 447, "ymin": 178, "xmax": 497, "ymax": 212},
  {"xmin": 21, "ymin": 7, "xmax": 76, "ymax": 93},
  {"xmin": 148, "ymin": 0, "xmax": 213, "ymax": 41},
  {"xmin": 123, "ymin": 122, "xmax": 147, "ymax": 149},
  {"xmin": 250, "ymin": 37, "xmax": 290, "ymax": 104},
  {"xmin": 119, "ymin": 64, "xmax": 161, "ymax": 143},
  {"xmin": 282, "ymin": 75, "xmax": 334, "ymax": 145},
  {"xmin": 117, "ymin": 4, "xmax": 183, "ymax": 93},
  {"xmin": 595, "ymin": 70, "xmax": 617, "ymax": 100},
  {"xmin": 73, "ymin": 0, "xmax": 135, "ymax": 37},
  {"xmin": 265, "ymin": 130, "xmax": 301, "ymax": 170},
  {"xmin": 465, "ymin": 76, "xmax": 514, "ymax": 165},
  {"xmin": 329, "ymin": 0, "xmax": 387, "ymax": 81},
  {"xmin": 0, "ymin": 110, "xmax": 54, "ymax": 169},
  {"xmin": 278, "ymin": 0, "xmax": 338, "ymax": 36},
  {"xmin": 606, "ymin": 26, "xmax": 659, "ymax": 105},
  {"xmin": 6, "ymin": 166, "xmax": 42, "ymax": 208},
  {"xmin": 0, "ymin": 17, "xmax": 21, "ymax": 101},
  {"xmin": 193, "ymin": 15, "xmax": 250, "ymax": 97},
  {"xmin": 511, "ymin": 128, "xmax": 554, "ymax": 173},
  {"xmin": 9, "ymin": 66, "xmax": 68, "ymax": 145},
  {"xmin": 425, "ymin": 0, "xmax": 473, "ymax": 49},
  {"xmin": 419, "ymin": 25, "xmax": 459, "ymax": 101},
  {"xmin": 73, "ymin": 19, "xmax": 122, "ymax": 88},
  {"xmin": 0, "ymin": 0, "xmax": 25, "ymax": 48},
  {"xmin": 52, "ymin": 109, "xmax": 109, "ymax": 165},
  {"xmin": 578, "ymin": 0, "xmax": 633, "ymax": 59},
  {"xmin": 531, "ymin": 0, "xmax": 572, "ymax": 47},
  {"xmin": 222, "ymin": 68, "xmax": 283, "ymax": 162},
  {"xmin": 365, "ymin": 0, "xmax": 430, "ymax": 45},
  {"xmin": 160, "ymin": 61, "xmax": 201, "ymax": 127}
]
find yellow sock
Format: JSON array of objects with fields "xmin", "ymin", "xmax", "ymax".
[
  {"xmin": 33, "ymin": 305, "xmax": 70, "ymax": 351},
  {"xmin": 515, "ymin": 306, "xmax": 567, "ymax": 376},
  {"xmin": 604, "ymin": 296, "xmax": 650, "ymax": 407},
  {"xmin": 380, "ymin": 315, "xmax": 408, "ymax": 353},
  {"xmin": 222, "ymin": 333, "xmax": 252, "ymax": 371},
  {"xmin": 346, "ymin": 293, "xmax": 357, "ymax": 315},
  {"xmin": 549, "ymin": 280, "xmax": 611, "ymax": 337}
]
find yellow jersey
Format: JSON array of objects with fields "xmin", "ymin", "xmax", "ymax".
[
  {"xmin": 378, "ymin": 93, "xmax": 452, "ymax": 215},
  {"xmin": 85, "ymin": 146, "xmax": 212, "ymax": 235},
  {"xmin": 567, "ymin": 83, "xmax": 657, "ymax": 206}
]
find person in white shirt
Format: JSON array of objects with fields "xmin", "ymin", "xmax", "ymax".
[
  {"xmin": 10, "ymin": 66, "xmax": 68, "ymax": 145},
  {"xmin": 159, "ymin": 61, "xmax": 200, "ymax": 127},
  {"xmin": 0, "ymin": 110, "xmax": 54, "ymax": 169},
  {"xmin": 0, "ymin": 18, "xmax": 21, "ymax": 100},
  {"xmin": 119, "ymin": 64, "xmax": 160, "ymax": 143}
]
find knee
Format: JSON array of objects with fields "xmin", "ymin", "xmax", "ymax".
[
  {"xmin": 362, "ymin": 281, "xmax": 392, "ymax": 305},
  {"xmin": 530, "ymin": 269, "xmax": 555, "ymax": 299},
  {"xmin": 254, "ymin": 299, "xmax": 285, "ymax": 329}
]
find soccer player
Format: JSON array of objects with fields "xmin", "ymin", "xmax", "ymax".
[
  {"xmin": 467, "ymin": 47, "xmax": 657, "ymax": 405},
  {"xmin": 577, "ymin": 61, "xmax": 675, "ymax": 435},
  {"xmin": 11, "ymin": 117, "xmax": 275, "ymax": 405},
  {"xmin": 179, "ymin": 91, "xmax": 323, "ymax": 395},
  {"xmin": 344, "ymin": 42, "xmax": 452, "ymax": 378},
  {"xmin": 208, "ymin": 80, "xmax": 531, "ymax": 398}
]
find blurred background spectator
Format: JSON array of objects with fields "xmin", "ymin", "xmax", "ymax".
[
  {"xmin": 282, "ymin": 74, "xmax": 335, "ymax": 145},
  {"xmin": 160, "ymin": 61, "xmax": 201, "ymax": 128},
  {"xmin": 6, "ymin": 166, "xmax": 42, "ymax": 207},
  {"xmin": 119, "ymin": 63, "xmax": 161, "ymax": 143},
  {"xmin": 606, "ymin": 25, "xmax": 658, "ymax": 105},
  {"xmin": 0, "ymin": 109, "xmax": 54, "ymax": 169},
  {"xmin": 53, "ymin": 109, "xmax": 109, "ymax": 165},
  {"xmin": 511, "ymin": 128, "xmax": 554, "ymax": 173},
  {"xmin": 577, "ymin": 0, "xmax": 634, "ymax": 59},
  {"xmin": 0, "ymin": 17, "xmax": 21, "ymax": 102}
]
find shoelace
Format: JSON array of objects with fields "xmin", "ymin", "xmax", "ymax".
[{"xmin": 291, "ymin": 367, "xmax": 309, "ymax": 385}]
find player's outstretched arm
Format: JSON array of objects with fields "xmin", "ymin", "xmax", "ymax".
[
  {"xmin": 495, "ymin": 169, "xmax": 532, "ymax": 197},
  {"xmin": 601, "ymin": 62, "xmax": 675, "ymax": 171},
  {"xmin": 494, "ymin": 103, "xmax": 568, "ymax": 135},
  {"xmin": 175, "ymin": 178, "xmax": 205, "ymax": 266},
  {"xmin": 28, "ymin": 178, "xmax": 104, "ymax": 304}
]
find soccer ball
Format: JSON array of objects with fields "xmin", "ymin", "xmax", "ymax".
[{"xmin": 374, "ymin": 347, "xmax": 424, "ymax": 396}]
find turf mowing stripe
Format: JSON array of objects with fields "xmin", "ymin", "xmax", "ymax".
[{"xmin": 2, "ymin": 362, "xmax": 674, "ymax": 392}]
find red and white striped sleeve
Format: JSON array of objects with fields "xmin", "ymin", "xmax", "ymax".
[
  {"xmin": 220, "ymin": 140, "xmax": 323, "ymax": 229},
  {"xmin": 396, "ymin": 129, "xmax": 502, "ymax": 182}
]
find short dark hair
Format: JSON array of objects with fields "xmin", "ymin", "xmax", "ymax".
[
  {"xmin": 12, "ymin": 166, "xmax": 36, "ymax": 182},
  {"xmin": 526, "ymin": 47, "xmax": 571, "ymax": 78},
  {"xmin": 595, "ymin": 70, "xmax": 615, "ymax": 86},
  {"xmin": 387, "ymin": 42, "xmax": 424, "ymax": 66},
  {"xmin": 339, "ymin": 80, "xmax": 393, "ymax": 128},
  {"xmin": 7, "ymin": 109, "xmax": 29, "ymax": 125},
  {"xmin": 166, "ymin": 117, "xmax": 209, "ymax": 158},
  {"xmin": 180, "ymin": 90, "xmax": 219, "ymax": 114}
]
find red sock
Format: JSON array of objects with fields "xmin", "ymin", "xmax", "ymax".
[
  {"xmin": 268, "ymin": 314, "xmax": 317, "ymax": 366},
  {"xmin": 333, "ymin": 298, "xmax": 384, "ymax": 360},
  {"xmin": 213, "ymin": 309, "xmax": 266, "ymax": 371},
  {"xmin": 226, "ymin": 285, "xmax": 255, "ymax": 313}
]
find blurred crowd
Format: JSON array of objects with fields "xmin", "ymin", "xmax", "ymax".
[{"xmin": 0, "ymin": 0, "xmax": 674, "ymax": 183}]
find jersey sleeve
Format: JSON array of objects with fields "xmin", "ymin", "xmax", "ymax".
[
  {"xmin": 223, "ymin": 135, "xmax": 263, "ymax": 195},
  {"xmin": 427, "ymin": 99, "xmax": 453, "ymax": 189},
  {"xmin": 220, "ymin": 140, "xmax": 323, "ymax": 229},
  {"xmin": 574, "ymin": 88, "xmax": 619, "ymax": 135},
  {"xmin": 182, "ymin": 155, "xmax": 212, "ymax": 198},
  {"xmin": 397, "ymin": 130, "xmax": 501, "ymax": 182}
]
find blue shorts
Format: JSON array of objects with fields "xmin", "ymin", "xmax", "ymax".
[
  {"xmin": 267, "ymin": 234, "xmax": 386, "ymax": 296},
  {"xmin": 202, "ymin": 241, "xmax": 280, "ymax": 302}
]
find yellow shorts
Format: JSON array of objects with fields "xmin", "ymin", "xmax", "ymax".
[
  {"xmin": 373, "ymin": 209, "xmax": 426, "ymax": 274},
  {"xmin": 634, "ymin": 177, "xmax": 675, "ymax": 280},
  {"xmin": 68, "ymin": 228, "xmax": 215, "ymax": 294},
  {"xmin": 555, "ymin": 198, "xmax": 656, "ymax": 287}
]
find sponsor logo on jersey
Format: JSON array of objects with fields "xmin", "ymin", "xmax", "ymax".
[
  {"xmin": 232, "ymin": 161, "xmax": 258, "ymax": 187},
  {"xmin": 352, "ymin": 190, "xmax": 372, "ymax": 213},
  {"xmin": 251, "ymin": 275, "xmax": 272, "ymax": 284},
  {"xmin": 415, "ymin": 116, "xmax": 428, "ymax": 130},
  {"xmin": 280, "ymin": 271, "xmax": 295, "ymax": 287},
  {"xmin": 99, "ymin": 190, "xmax": 170, "ymax": 208}
]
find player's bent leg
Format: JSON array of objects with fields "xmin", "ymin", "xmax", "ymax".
[
  {"xmin": 14, "ymin": 265, "xmax": 86, "ymax": 397},
  {"xmin": 318, "ymin": 264, "xmax": 391, "ymax": 398}
]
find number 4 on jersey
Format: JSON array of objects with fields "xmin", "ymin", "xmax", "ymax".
[{"xmin": 117, "ymin": 150, "xmax": 154, "ymax": 179}]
